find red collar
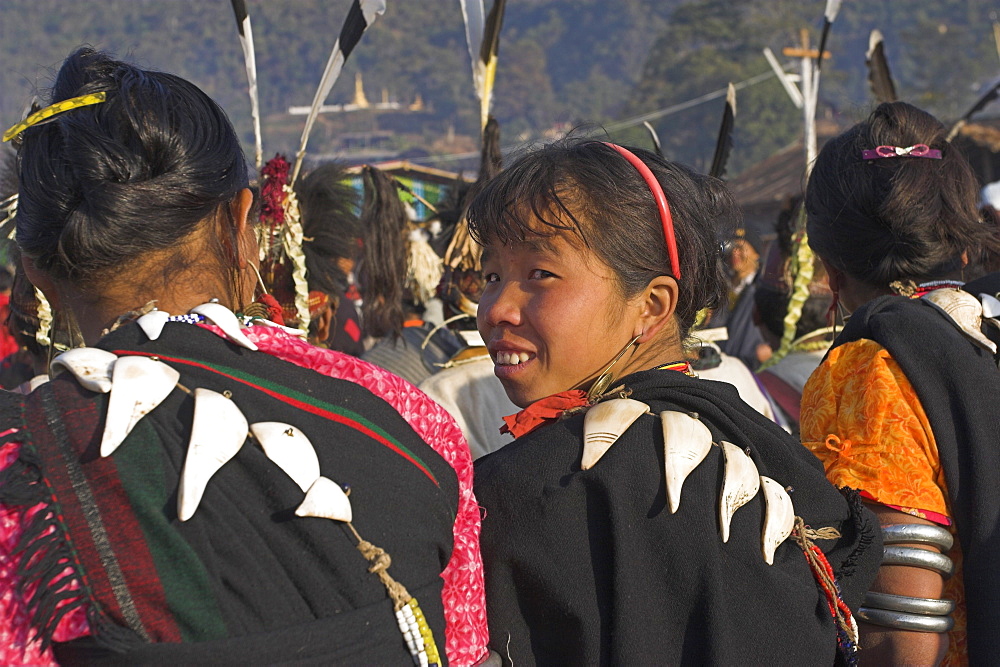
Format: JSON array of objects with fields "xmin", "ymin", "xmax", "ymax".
[{"xmin": 500, "ymin": 360, "xmax": 694, "ymax": 439}]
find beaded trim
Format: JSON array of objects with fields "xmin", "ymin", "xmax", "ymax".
[
  {"xmin": 166, "ymin": 313, "xmax": 260, "ymax": 326},
  {"xmin": 395, "ymin": 597, "xmax": 442, "ymax": 667},
  {"xmin": 166, "ymin": 313, "xmax": 207, "ymax": 325}
]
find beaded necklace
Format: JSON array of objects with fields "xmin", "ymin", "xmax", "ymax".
[
  {"xmin": 652, "ymin": 360, "xmax": 696, "ymax": 377},
  {"xmin": 912, "ymin": 280, "xmax": 964, "ymax": 299}
]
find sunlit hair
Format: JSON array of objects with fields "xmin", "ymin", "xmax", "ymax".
[
  {"xmin": 467, "ymin": 139, "xmax": 736, "ymax": 337},
  {"xmin": 807, "ymin": 102, "xmax": 997, "ymax": 286},
  {"xmin": 15, "ymin": 47, "xmax": 249, "ymax": 286}
]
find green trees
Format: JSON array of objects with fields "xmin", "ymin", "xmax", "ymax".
[{"xmin": 0, "ymin": 0, "xmax": 995, "ymax": 174}]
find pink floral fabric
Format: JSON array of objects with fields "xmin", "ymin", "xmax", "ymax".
[
  {"xmin": 0, "ymin": 322, "xmax": 488, "ymax": 665},
  {"xmin": 0, "ymin": 440, "xmax": 89, "ymax": 665}
]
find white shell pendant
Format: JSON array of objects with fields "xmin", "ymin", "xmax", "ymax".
[
  {"xmin": 718, "ymin": 441, "xmax": 761, "ymax": 543},
  {"xmin": 759, "ymin": 476, "xmax": 795, "ymax": 565},
  {"xmin": 256, "ymin": 319, "xmax": 309, "ymax": 337},
  {"xmin": 190, "ymin": 303, "xmax": 258, "ymax": 351},
  {"xmin": 295, "ymin": 476, "xmax": 353, "ymax": 523},
  {"xmin": 980, "ymin": 293, "xmax": 1000, "ymax": 319},
  {"xmin": 101, "ymin": 356, "xmax": 180, "ymax": 457},
  {"xmin": 661, "ymin": 411, "xmax": 714, "ymax": 513},
  {"xmin": 136, "ymin": 309, "xmax": 171, "ymax": 341},
  {"xmin": 50, "ymin": 347, "xmax": 118, "ymax": 393},
  {"xmin": 250, "ymin": 422, "xmax": 321, "ymax": 493},
  {"xmin": 581, "ymin": 398, "xmax": 650, "ymax": 470},
  {"xmin": 922, "ymin": 289, "xmax": 996, "ymax": 353},
  {"xmin": 177, "ymin": 388, "xmax": 249, "ymax": 521}
]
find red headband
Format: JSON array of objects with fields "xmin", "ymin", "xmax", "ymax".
[{"xmin": 602, "ymin": 142, "xmax": 681, "ymax": 279}]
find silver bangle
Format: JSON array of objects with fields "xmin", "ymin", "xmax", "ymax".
[
  {"xmin": 882, "ymin": 545, "xmax": 954, "ymax": 577},
  {"xmin": 863, "ymin": 591, "xmax": 955, "ymax": 616},
  {"xmin": 882, "ymin": 523, "xmax": 954, "ymax": 552},
  {"xmin": 857, "ymin": 607, "xmax": 954, "ymax": 633}
]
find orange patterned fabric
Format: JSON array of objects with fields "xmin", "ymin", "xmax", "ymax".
[{"xmin": 801, "ymin": 339, "xmax": 966, "ymax": 665}]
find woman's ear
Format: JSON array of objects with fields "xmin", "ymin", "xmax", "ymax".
[
  {"xmin": 634, "ymin": 275, "xmax": 679, "ymax": 343},
  {"xmin": 231, "ymin": 188, "xmax": 257, "ymax": 270},
  {"xmin": 820, "ymin": 257, "xmax": 843, "ymax": 293}
]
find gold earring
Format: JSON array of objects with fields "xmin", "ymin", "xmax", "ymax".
[{"xmin": 587, "ymin": 334, "xmax": 641, "ymax": 402}]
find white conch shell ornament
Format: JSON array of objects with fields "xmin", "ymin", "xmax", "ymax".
[
  {"xmin": 296, "ymin": 476, "xmax": 353, "ymax": 523},
  {"xmin": 759, "ymin": 476, "xmax": 795, "ymax": 565},
  {"xmin": 250, "ymin": 422, "xmax": 321, "ymax": 493},
  {"xmin": 101, "ymin": 356, "xmax": 181, "ymax": 457},
  {"xmin": 50, "ymin": 347, "xmax": 118, "ymax": 393},
  {"xmin": 177, "ymin": 388, "xmax": 249, "ymax": 521},
  {"xmin": 980, "ymin": 292, "xmax": 1000, "ymax": 319},
  {"xmin": 581, "ymin": 398, "xmax": 650, "ymax": 470},
  {"xmin": 578, "ymin": 395, "xmax": 809, "ymax": 564},
  {"xmin": 660, "ymin": 411, "xmax": 714, "ymax": 513},
  {"xmin": 136, "ymin": 309, "xmax": 171, "ymax": 341},
  {"xmin": 190, "ymin": 302, "xmax": 258, "ymax": 351},
  {"xmin": 256, "ymin": 319, "xmax": 309, "ymax": 338},
  {"xmin": 922, "ymin": 288, "xmax": 996, "ymax": 354},
  {"xmin": 718, "ymin": 441, "xmax": 761, "ymax": 543}
]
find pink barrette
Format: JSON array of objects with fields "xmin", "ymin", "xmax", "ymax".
[{"xmin": 861, "ymin": 144, "xmax": 942, "ymax": 160}]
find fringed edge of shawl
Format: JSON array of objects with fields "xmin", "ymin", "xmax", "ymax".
[
  {"xmin": 836, "ymin": 486, "xmax": 877, "ymax": 582},
  {"xmin": 0, "ymin": 437, "xmax": 137, "ymax": 652}
]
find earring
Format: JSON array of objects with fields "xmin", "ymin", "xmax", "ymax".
[
  {"xmin": 249, "ymin": 263, "xmax": 268, "ymax": 296},
  {"xmin": 241, "ymin": 263, "xmax": 286, "ymax": 325},
  {"xmin": 587, "ymin": 334, "xmax": 642, "ymax": 402}
]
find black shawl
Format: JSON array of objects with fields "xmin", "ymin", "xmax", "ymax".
[
  {"xmin": 834, "ymin": 292, "xmax": 1000, "ymax": 663},
  {"xmin": 475, "ymin": 369, "xmax": 880, "ymax": 666},
  {"xmin": 0, "ymin": 322, "xmax": 458, "ymax": 664}
]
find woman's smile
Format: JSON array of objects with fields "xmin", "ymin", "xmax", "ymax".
[{"xmin": 479, "ymin": 233, "xmax": 640, "ymax": 408}]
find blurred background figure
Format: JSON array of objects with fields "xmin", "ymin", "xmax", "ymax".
[
  {"xmin": 714, "ymin": 225, "xmax": 771, "ymax": 370},
  {"xmin": 752, "ymin": 196, "xmax": 834, "ymax": 435},
  {"xmin": 358, "ymin": 165, "xmax": 464, "ymax": 385}
]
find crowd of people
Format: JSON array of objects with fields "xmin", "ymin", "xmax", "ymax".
[{"xmin": 0, "ymin": 46, "xmax": 996, "ymax": 666}]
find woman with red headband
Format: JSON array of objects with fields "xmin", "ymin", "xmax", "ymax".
[{"xmin": 468, "ymin": 140, "xmax": 881, "ymax": 664}]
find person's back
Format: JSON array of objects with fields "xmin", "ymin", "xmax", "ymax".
[
  {"xmin": 801, "ymin": 101, "xmax": 1000, "ymax": 664},
  {"xmin": 0, "ymin": 47, "xmax": 487, "ymax": 665}
]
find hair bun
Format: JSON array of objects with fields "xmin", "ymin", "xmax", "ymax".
[
  {"xmin": 15, "ymin": 47, "xmax": 249, "ymax": 283},
  {"xmin": 806, "ymin": 102, "xmax": 990, "ymax": 285}
]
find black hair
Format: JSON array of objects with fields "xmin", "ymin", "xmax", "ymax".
[
  {"xmin": 14, "ymin": 47, "xmax": 249, "ymax": 287},
  {"xmin": 427, "ymin": 179, "xmax": 471, "ymax": 258},
  {"xmin": 467, "ymin": 139, "xmax": 735, "ymax": 337},
  {"xmin": 358, "ymin": 165, "xmax": 408, "ymax": 339},
  {"xmin": 295, "ymin": 162, "xmax": 361, "ymax": 294},
  {"xmin": 806, "ymin": 102, "xmax": 996, "ymax": 286}
]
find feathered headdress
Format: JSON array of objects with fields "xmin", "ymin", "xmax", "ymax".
[
  {"xmin": 708, "ymin": 83, "xmax": 736, "ymax": 180},
  {"xmin": 866, "ymin": 30, "xmax": 898, "ymax": 104},
  {"xmin": 461, "ymin": 0, "xmax": 507, "ymax": 133},
  {"xmin": 291, "ymin": 0, "xmax": 388, "ymax": 184},
  {"xmin": 229, "ymin": 0, "xmax": 263, "ymax": 170}
]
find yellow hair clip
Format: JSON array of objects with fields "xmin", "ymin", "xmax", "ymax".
[{"xmin": 2, "ymin": 91, "xmax": 107, "ymax": 143}]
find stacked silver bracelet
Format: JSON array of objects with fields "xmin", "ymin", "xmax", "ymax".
[{"xmin": 857, "ymin": 524, "xmax": 956, "ymax": 633}]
